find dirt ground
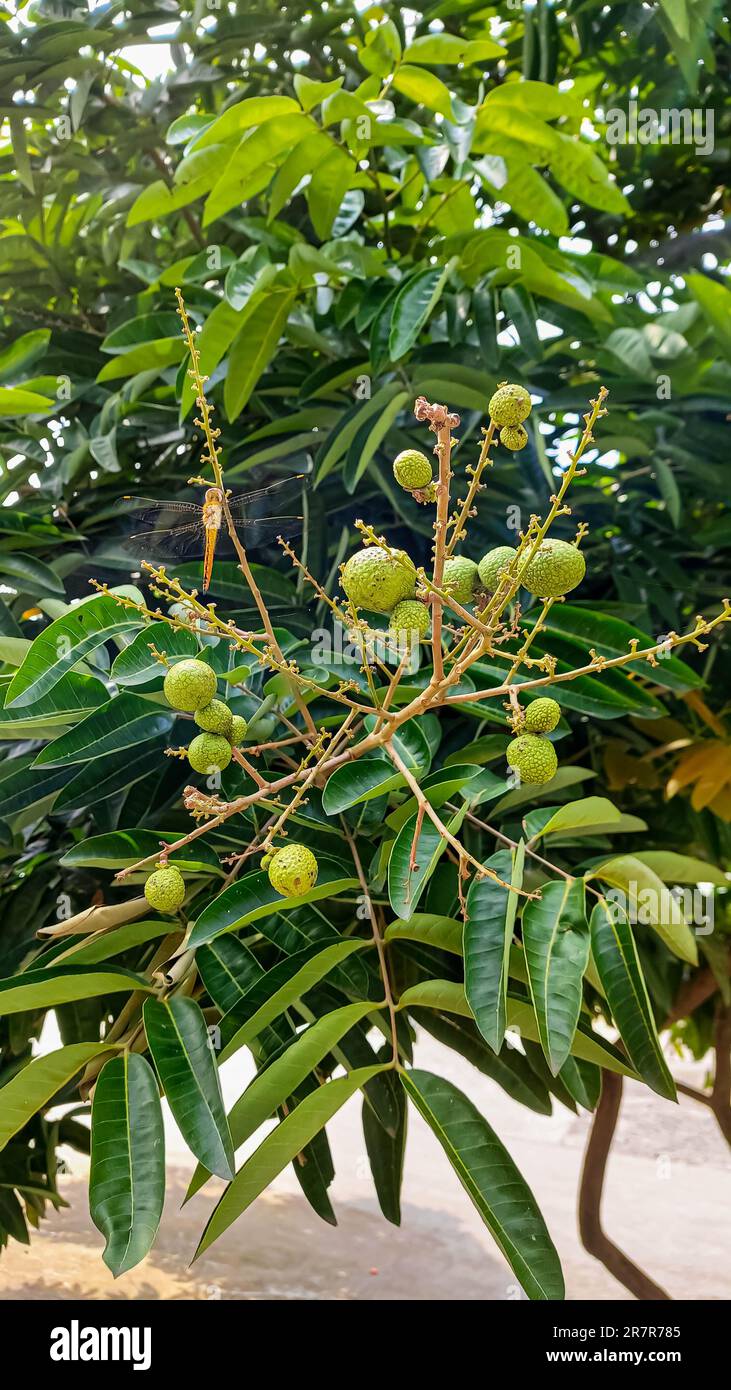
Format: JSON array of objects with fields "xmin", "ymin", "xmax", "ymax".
[{"xmin": 1, "ymin": 1034, "xmax": 728, "ymax": 1301}]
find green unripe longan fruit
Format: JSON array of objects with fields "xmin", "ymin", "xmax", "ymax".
[
  {"xmin": 194, "ymin": 699, "xmax": 233, "ymax": 737},
  {"xmin": 188, "ymin": 732, "xmax": 233, "ymax": 775},
  {"xmin": 488, "ymin": 384, "xmax": 532, "ymax": 428},
  {"xmin": 268, "ymin": 844, "xmax": 319, "ymax": 897},
  {"xmin": 389, "ymin": 599, "xmax": 430, "ymax": 637},
  {"xmin": 443, "ymin": 556, "xmax": 479, "ymax": 605},
  {"xmin": 163, "ymin": 658, "xmax": 216, "ymax": 713},
  {"xmin": 144, "ymin": 865, "xmax": 186, "ymax": 913},
  {"xmin": 341, "ymin": 546, "xmax": 416, "ymax": 613},
  {"xmin": 477, "ymin": 546, "xmax": 515, "ymax": 592},
  {"xmin": 393, "ymin": 449, "xmax": 432, "ymax": 490},
  {"xmin": 500, "ymin": 424, "xmax": 528, "ymax": 451},
  {"xmin": 524, "ymin": 697, "xmax": 561, "ymax": 733},
  {"xmin": 507, "ymin": 734, "xmax": 558, "ymax": 785},
  {"xmin": 523, "ymin": 539, "xmax": 586, "ymax": 598},
  {"xmin": 230, "ymin": 714, "xmax": 248, "ymax": 747}
]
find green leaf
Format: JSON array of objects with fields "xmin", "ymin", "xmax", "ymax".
[
  {"xmin": 216, "ymin": 940, "xmax": 370, "ymax": 1065},
  {"xmin": 306, "ymin": 146, "xmax": 356, "ymax": 240},
  {"xmin": 0, "ymin": 672, "xmax": 106, "ymax": 740},
  {"xmin": 322, "ymin": 757, "xmax": 406, "ymax": 814},
  {"xmin": 188, "ymin": 858, "xmax": 359, "ymax": 949},
  {"xmin": 389, "ymin": 267, "xmax": 449, "ymax": 360},
  {"xmin": 5, "ymin": 593, "xmax": 141, "ymax": 709},
  {"xmin": 0, "ymin": 965, "xmax": 152, "ymax": 1017},
  {"xmin": 401, "ymin": 1070, "xmax": 564, "ymax": 1300},
  {"xmin": 688, "ymin": 273, "xmax": 731, "ymax": 361},
  {"xmin": 388, "ymin": 804, "xmax": 467, "ymax": 920},
  {"xmin": 0, "ymin": 1042, "xmax": 112, "ymax": 1151},
  {"xmin": 144, "ymin": 996, "xmax": 234, "ymax": 1180},
  {"xmin": 33, "ymin": 693, "xmax": 173, "ymax": 767},
  {"xmin": 186, "ymin": 1000, "xmax": 376, "ymax": 1199},
  {"xmin": 393, "ymin": 65, "xmax": 454, "ymax": 119},
  {"xmin": 589, "ymin": 855, "xmax": 698, "ymax": 965},
  {"xmin": 97, "ymin": 338, "xmax": 185, "ymax": 383},
  {"xmin": 204, "ymin": 114, "xmax": 314, "ymax": 225},
  {"xmin": 412, "ymin": 1008, "xmax": 552, "ymax": 1115},
  {"xmin": 521, "ymin": 880, "xmax": 590, "ymax": 1075},
  {"xmin": 464, "ymin": 845, "xmax": 524, "ymax": 1053},
  {"xmin": 0, "ymin": 551, "xmax": 65, "ymax": 599},
  {"xmin": 541, "ymin": 605, "xmax": 702, "ymax": 693},
  {"xmin": 403, "ymin": 34, "xmax": 505, "ymax": 64},
  {"xmin": 89, "ymin": 1053, "xmax": 165, "ymax": 1277},
  {"xmin": 110, "ymin": 622, "xmax": 198, "ymax": 685},
  {"xmin": 363, "ymin": 1073, "xmax": 407, "ymax": 1225},
  {"xmin": 294, "ymin": 73, "xmax": 344, "ymax": 112},
  {"xmin": 224, "ymin": 288, "xmax": 296, "ymax": 421},
  {"xmin": 632, "ymin": 851, "xmax": 728, "ymax": 887},
  {"xmin": 0, "ymin": 328, "xmax": 49, "ymax": 383},
  {"xmin": 0, "ymin": 386, "xmax": 53, "ymax": 416},
  {"xmin": 343, "ymin": 389, "xmax": 409, "ymax": 493},
  {"xmin": 60, "ymin": 830, "xmax": 222, "ymax": 875},
  {"xmin": 534, "ymin": 797, "xmax": 633, "ymax": 840},
  {"xmin": 589, "ymin": 899, "xmax": 676, "ymax": 1101},
  {"xmin": 194, "ymin": 1065, "xmax": 386, "ymax": 1258},
  {"xmin": 385, "ymin": 913, "xmax": 463, "ymax": 956}
]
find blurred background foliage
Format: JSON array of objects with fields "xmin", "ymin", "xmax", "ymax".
[{"xmin": 0, "ymin": 0, "xmax": 729, "ymax": 1257}]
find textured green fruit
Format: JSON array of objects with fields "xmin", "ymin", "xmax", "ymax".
[
  {"xmin": 393, "ymin": 449, "xmax": 432, "ymax": 490},
  {"xmin": 488, "ymin": 384, "xmax": 532, "ymax": 427},
  {"xmin": 163, "ymin": 658, "xmax": 216, "ymax": 713},
  {"xmin": 194, "ymin": 699, "xmax": 233, "ymax": 737},
  {"xmin": 524, "ymin": 697, "xmax": 561, "ymax": 733},
  {"xmin": 443, "ymin": 556, "xmax": 479, "ymax": 605},
  {"xmin": 507, "ymin": 734, "xmax": 558, "ymax": 785},
  {"xmin": 389, "ymin": 599, "xmax": 430, "ymax": 637},
  {"xmin": 500, "ymin": 424, "xmax": 528, "ymax": 451},
  {"xmin": 188, "ymin": 732, "xmax": 233, "ymax": 775},
  {"xmin": 268, "ymin": 844, "xmax": 319, "ymax": 897},
  {"xmin": 230, "ymin": 714, "xmax": 248, "ymax": 747},
  {"xmin": 477, "ymin": 546, "xmax": 515, "ymax": 592},
  {"xmin": 341, "ymin": 545, "xmax": 416, "ymax": 613},
  {"xmin": 523, "ymin": 539, "xmax": 586, "ymax": 598},
  {"xmin": 144, "ymin": 865, "xmax": 186, "ymax": 913}
]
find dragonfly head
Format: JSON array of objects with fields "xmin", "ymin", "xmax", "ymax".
[{"xmin": 204, "ymin": 487, "xmax": 223, "ymax": 506}]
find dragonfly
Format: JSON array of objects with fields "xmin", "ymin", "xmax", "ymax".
[{"xmin": 123, "ymin": 475, "xmax": 308, "ymax": 593}]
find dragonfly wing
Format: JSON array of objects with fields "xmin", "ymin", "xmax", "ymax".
[
  {"xmin": 227, "ymin": 474, "xmax": 309, "ymax": 518},
  {"xmin": 124, "ymin": 521, "xmax": 205, "ymax": 560}
]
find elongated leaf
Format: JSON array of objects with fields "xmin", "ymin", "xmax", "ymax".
[
  {"xmin": 217, "ymin": 939, "xmax": 370, "ymax": 1064},
  {"xmin": 401, "ymin": 1069, "xmax": 564, "ymax": 1300},
  {"xmin": 34, "ymin": 693, "xmax": 173, "ymax": 767},
  {"xmin": 187, "ymin": 858, "xmax": 359, "ymax": 949},
  {"xmin": 0, "ymin": 1042, "xmax": 112, "ymax": 1151},
  {"xmin": 590, "ymin": 898, "xmax": 676, "ymax": 1100},
  {"xmin": 464, "ymin": 845, "xmax": 524, "ymax": 1053},
  {"xmin": 396, "ymin": 980, "xmax": 636, "ymax": 1077},
  {"xmin": 388, "ymin": 804, "xmax": 467, "ymax": 920},
  {"xmin": 186, "ymin": 1000, "xmax": 376, "ymax": 1199},
  {"xmin": 521, "ymin": 880, "xmax": 590, "ymax": 1075},
  {"xmin": 589, "ymin": 855, "xmax": 698, "ymax": 964},
  {"xmin": 60, "ymin": 830, "xmax": 222, "ymax": 875},
  {"xmin": 89, "ymin": 1053, "xmax": 165, "ymax": 1276},
  {"xmin": 0, "ymin": 551, "xmax": 64, "ymax": 599},
  {"xmin": 322, "ymin": 757, "xmax": 405, "ymax": 814},
  {"xmin": 144, "ymin": 996, "xmax": 234, "ymax": 1179},
  {"xmin": 385, "ymin": 913, "xmax": 463, "ymax": 955},
  {"xmin": 412, "ymin": 1008, "xmax": 552, "ymax": 1115},
  {"xmin": 363, "ymin": 1073, "xmax": 407, "ymax": 1225},
  {"xmin": 5, "ymin": 594, "xmax": 141, "ymax": 708},
  {"xmin": 224, "ymin": 288, "xmax": 296, "ymax": 421},
  {"xmin": 194, "ymin": 1064, "xmax": 386, "ymax": 1257},
  {"xmin": 111, "ymin": 623, "xmax": 197, "ymax": 685},
  {"xmin": 0, "ymin": 965, "xmax": 152, "ymax": 1017},
  {"xmin": 389, "ymin": 266, "xmax": 448, "ymax": 360}
]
